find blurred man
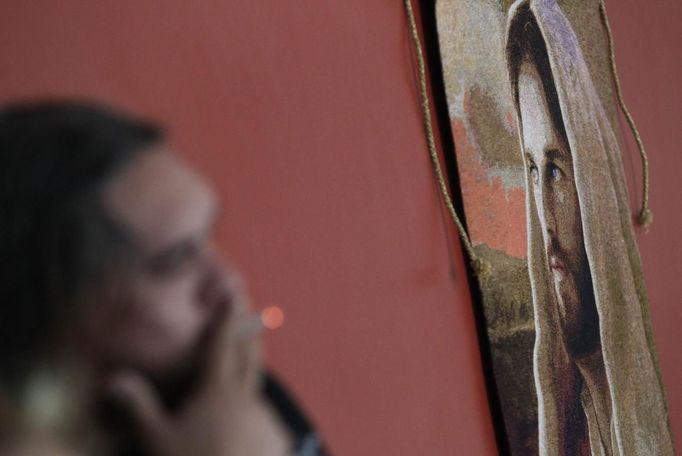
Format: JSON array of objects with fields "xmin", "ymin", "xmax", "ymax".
[
  {"xmin": 505, "ymin": 1, "xmax": 672, "ymax": 454},
  {"xmin": 0, "ymin": 102, "xmax": 325, "ymax": 455}
]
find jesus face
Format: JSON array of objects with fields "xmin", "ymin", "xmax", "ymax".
[{"xmin": 517, "ymin": 60, "xmax": 600, "ymax": 358}]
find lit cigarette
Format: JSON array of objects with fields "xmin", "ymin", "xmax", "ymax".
[{"xmin": 260, "ymin": 306, "xmax": 284, "ymax": 330}]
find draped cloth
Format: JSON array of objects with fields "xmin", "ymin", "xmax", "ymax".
[{"xmin": 505, "ymin": 1, "xmax": 673, "ymax": 454}]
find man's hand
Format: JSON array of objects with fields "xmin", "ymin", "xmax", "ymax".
[{"xmin": 107, "ymin": 312, "xmax": 291, "ymax": 456}]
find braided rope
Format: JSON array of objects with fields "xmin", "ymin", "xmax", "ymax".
[
  {"xmin": 599, "ymin": 0, "xmax": 653, "ymax": 232},
  {"xmin": 403, "ymin": 0, "xmax": 489, "ymax": 277}
]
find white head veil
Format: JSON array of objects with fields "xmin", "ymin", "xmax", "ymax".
[{"xmin": 505, "ymin": 1, "xmax": 673, "ymax": 454}]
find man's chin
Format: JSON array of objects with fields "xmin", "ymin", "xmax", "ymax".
[
  {"xmin": 144, "ymin": 345, "xmax": 206, "ymax": 410},
  {"xmin": 551, "ymin": 269, "xmax": 582, "ymax": 324},
  {"xmin": 125, "ymin": 322, "xmax": 219, "ymax": 408}
]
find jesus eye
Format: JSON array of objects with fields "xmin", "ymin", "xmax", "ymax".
[
  {"xmin": 548, "ymin": 164, "xmax": 562, "ymax": 181},
  {"xmin": 529, "ymin": 164, "xmax": 539, "ymax": 184}
]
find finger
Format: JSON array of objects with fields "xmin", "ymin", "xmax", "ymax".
[
  {"xmin": 205, "ymin": 305, "xmax": 238, "ymax": 380},
  {"xmin": 235, "ymin": 313, "xmax": 264, "ymax": 339},
  {"xmin": 241, "ymin": 326, "xmax": 264, "ymax": 393},
  {"xmin": 220, "ymin": 260, "xmax": 250, "ymax": 315},
  {"xmin": 207, "ymin": 314, "xmax": 263, "ymax": 388},
  {"xmin": 223, "ymin": 314, "xmax": 263, "ymax": 381},
  {"xmin": 230, "ymin": 314, "xmax": 263, "ymax": 387},
  {"xmin": 107, "ymin": 371, "xmax": 167, "ymax": 444}
]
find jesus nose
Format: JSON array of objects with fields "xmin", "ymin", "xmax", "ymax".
[{"xmin": 539, "ymin": 188, "xmax": 559, "ymax": 238}]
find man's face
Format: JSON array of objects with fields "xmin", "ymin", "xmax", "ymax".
[
  {"xmin": 81, "ymin": 147, "xmax": 244, "ymax": 382},
  {"xmin": 517, "ymin": 61, "xmax": 594, "ymax": 345}
]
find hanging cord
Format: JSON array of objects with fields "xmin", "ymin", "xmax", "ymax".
[
  {"xmin": 599, "ymin": 0, "xmax": 653, "ymax": 232},
  {"xmin": 403, "ymin": 0, "xmax": 489, "ymax": 277}
]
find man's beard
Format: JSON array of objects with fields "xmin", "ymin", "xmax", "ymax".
[
  {"xmin": 148, "ymin": 322, "xmax": 217, "ymax": 411},
  {"xmin": 547, "ymin": 240, "xmax": 601, "ymax": 359}
]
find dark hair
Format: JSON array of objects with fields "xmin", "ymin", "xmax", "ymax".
[
  {"xmin": 0, "ymin": 101, "xmax": 162, "ymax": 388},
  {"xmin": 506, "ymin": 4, "xmax": 568, "ymax": 145}
]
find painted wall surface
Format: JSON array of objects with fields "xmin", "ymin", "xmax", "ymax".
[
  {"xmin": 0, "ymin": 1, "xmax": 678, "ymax": 454},
  {"xmin": 605, "ymin": 4, "xmax": 682, "ymax": 452}
]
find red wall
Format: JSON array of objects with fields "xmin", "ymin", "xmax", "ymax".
[
  {"xmin": 0, "ymin": 1, "xmax": 678, "ymax": 454},
  {"xmin": 607, "ymin": 0, "xmax": 682, "ymax": 449}
]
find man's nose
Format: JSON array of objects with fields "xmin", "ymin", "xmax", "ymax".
[
  {"xmin": 197, "ymin": 244, "xmax": 234, "ymax": 312},
  {"xmin": 198, "ymin": 244, "xmax": 248, "ymax": 313},
  {"xmin": 539, "ymin": 186, "xmax": 558, "ymax": 236}
]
